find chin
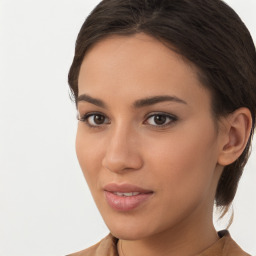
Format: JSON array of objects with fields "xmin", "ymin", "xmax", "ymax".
[
  {"xmin": 109, "ymin": 226, "xmax": 151, "ymax": 241},
  {"xmin": 103, "ymin": 214, "xmax": 160, "ymax": 241}
]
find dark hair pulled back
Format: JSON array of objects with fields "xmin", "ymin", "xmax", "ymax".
[{"xmin": 68, "ymin": 0, "xmax": 256, "ymax": 214}]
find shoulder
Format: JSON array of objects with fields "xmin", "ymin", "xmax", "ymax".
[
  {"xmin": 67, "ymin": 233, "xmax": 119, "ymax": 256},
  {"xmin": 198, "ymin": 230, "xmax": 251, "ymax": 256},
  {"xmin": 219, "ymin": 230, "xmax": 251, "ymax": 256}
]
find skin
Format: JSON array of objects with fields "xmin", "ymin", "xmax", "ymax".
[{"xmin": 75, "ymin": 33, "xmax": 252, "ymax": 256}]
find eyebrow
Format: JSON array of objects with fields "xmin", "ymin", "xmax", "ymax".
[
  {"xmin": 77, "ymin": 94, "xmax": 107, "ymax": 108},
  {"xmin": 77, "ymin": 94, "xmax": 187, "ymax": 108},
  {"xmin": 133, "ymin": 95, "xmax": 187, "ymax": 108}
]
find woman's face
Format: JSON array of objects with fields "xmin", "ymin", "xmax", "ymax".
[{"xmin": 76, "ymin": 34, "xmax": 224, "ymax": 240}]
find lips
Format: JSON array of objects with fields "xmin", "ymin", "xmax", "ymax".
[
  {"xmin": 103, "ymin": 183, "xmax": 153, "ymax": 211},
  {"xmin": 104, "ymin": 183, "xmax": 153, "ymax": 193}
]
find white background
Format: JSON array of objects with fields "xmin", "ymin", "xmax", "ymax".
[{"xmin": 0, "ymin": 0, "xmax": 255, "ymax": 255}]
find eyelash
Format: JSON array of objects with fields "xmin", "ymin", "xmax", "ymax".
[
  {"xmin": 77, "ymin": 112, "xmax": 178, "ymax": 129},
  {"xmin": 77, "ymin": 112, "xmax": 110, "ymax": 129},
  {"xmin": 144, "ymin": 113, "xmax": 178, "ymax": 128}
]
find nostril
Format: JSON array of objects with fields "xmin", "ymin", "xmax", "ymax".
[{"xmin": 102, "ymin": 151, "xmax": 143, "ymax": 173}]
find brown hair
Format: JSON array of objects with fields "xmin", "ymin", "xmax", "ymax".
[{"xmin": 68, "ymin": 0, "xmax": 256, "ymax": 213}]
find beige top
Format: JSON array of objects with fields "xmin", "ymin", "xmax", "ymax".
[{"xmin": 68, "ymin": 230, "xmax": 251, "ymax": 256}]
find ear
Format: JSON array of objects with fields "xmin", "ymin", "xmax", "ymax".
[{"xmin": 218, "ymin": 107, "xmax": 252, "ymax": 166}]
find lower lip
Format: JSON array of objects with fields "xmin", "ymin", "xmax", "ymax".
[{"xmin": 104, "ymin": 191, "xmax": 153, "ymax": 211}]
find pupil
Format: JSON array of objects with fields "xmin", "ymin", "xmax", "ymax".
[
  {"xmin": 94, "ymin": 115, "xmax": 105, "ymax": 124},
  {"xmin": 154, "ymin": 115, "xmax": 166, "ymax": 125}
]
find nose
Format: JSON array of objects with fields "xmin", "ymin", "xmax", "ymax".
[{"xmin": 102, "ymin": 124, "xmax": 143, "ymax": 173}]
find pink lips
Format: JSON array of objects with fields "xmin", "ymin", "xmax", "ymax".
[{"xmin": 103, "ymin": 183, "xmax": 153, "ymax": 211}]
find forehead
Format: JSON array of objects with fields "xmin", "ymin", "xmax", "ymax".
[
  {"xmin": 78, "ymin": 33, "xmax": 211, "ymax": 110},
  {"xmin": 81, "ymin": 33, "xmax": 194, "ymax": 78}
]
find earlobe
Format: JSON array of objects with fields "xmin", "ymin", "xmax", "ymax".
[{"xmin": 218, "ymin": 108, "xmax": 252, "ymax": 166}]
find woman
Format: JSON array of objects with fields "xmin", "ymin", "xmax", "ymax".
[{"xmin": 68, "ymin": 0, "xmax": 256, "ymax": 255}]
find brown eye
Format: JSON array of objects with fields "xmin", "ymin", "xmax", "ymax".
[
  {"xmin": 93, "ymin": 114, "xmax": 105, "ymax": 125},
  {"xmin": 146, "ymin": 113, "xmax": 177, "ymax": 127},
  {"xmin": 87, "ymin": 114, "xmax": 109, "ymax": 126},
  {"xmin": 78, "ymin": 113, "xmax": 110, "ymax": 127},
  {"xmin": 153, "ymin": 115, "xmax": 167, "ymax": 125}
]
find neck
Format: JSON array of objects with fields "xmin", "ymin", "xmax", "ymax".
[{"xmin": 118, "ymin": 212, "xmax": 219, "ymax": 256}]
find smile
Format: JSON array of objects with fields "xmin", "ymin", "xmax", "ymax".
[
  {"xmin": 103, "ymin": 183, "xmax": 154, "ymax": 211},
  {"xmin": 113, "ymin": 192, "xmax": 141, "ymax": 197}
]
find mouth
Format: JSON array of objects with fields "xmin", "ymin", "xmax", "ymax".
[
  {"xmin": 112, "ymin": 192, "xmax": 141, "ymax": 196},
  {"xmin": 103, "ymin": 183, "xmax": 154, "ymax": 211}
]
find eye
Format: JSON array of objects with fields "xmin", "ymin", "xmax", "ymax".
[
  {"xmin": 78, "ymin": 112, "xmax": 110, "ymax": 127},
  {"xmin": 145, "ymin": 113, "xmax": 177, "ymax": 127}
]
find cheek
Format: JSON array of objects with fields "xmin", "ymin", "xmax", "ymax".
[
  {"xmin": 145, "ymin": 122, "xmax": 219, "ymax": 200},
  {"xmin": 75, "ymin": 127, "xmax": 104, "ymax": 186}
]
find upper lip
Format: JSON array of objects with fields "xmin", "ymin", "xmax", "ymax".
[{"xmin": 103, "ymin": 183, "xmax": 153, "ymax": 193}]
